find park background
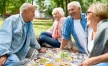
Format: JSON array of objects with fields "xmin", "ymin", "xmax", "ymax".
[{"xmin": 0, "ymin": 0, "xmax": 108, "ymax": 38}]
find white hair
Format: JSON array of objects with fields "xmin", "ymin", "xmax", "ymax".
[
  {"xmin": 52, "ymin": 7, "xmax": 65, "ymax": 17},
  {"xmin": 19, "ymin": 3, "xmax": 33, "ymax": 14},
  {"xmin": 68, "ymin": 1, "xmax": 82, "ymax": 12},
  {"xmin": 68, "ymin": 1, "xmax": 81, "ymax": 10}
]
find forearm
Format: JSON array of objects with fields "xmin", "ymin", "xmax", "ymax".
[
  {"xmin": 96, "ymin": 53, "xmax": 108, "ymax": 63},
  {"xmin": 91, "ymin": 53, "xmax": 108, "ymax": 65},
  {"xmin": 60, "ymin": 39, "xmax": 68, "ymax": 50}
]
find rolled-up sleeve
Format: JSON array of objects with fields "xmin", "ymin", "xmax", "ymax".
[
  {"xmin": 0, "ymin": 18, "xmax": 12, "ymax": 56},
  {"xmin": 62, "ymin": 18, "xmax": 71, "ymax": 40}
]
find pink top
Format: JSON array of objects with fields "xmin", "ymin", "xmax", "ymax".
[
  {"xmin": 47, "ymin": 17, "xmax": 65, "ymax": 42},
  {"xmin": 47, "ymin": 17, "xmax": 72, "ymax": 48}
]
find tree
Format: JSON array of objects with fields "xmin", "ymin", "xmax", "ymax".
[
  {"xmin": 0, "ymin": 0, "xmax": 26, "ymax": 19},
  {"xmin": 0, "ymin": 0, "xmax": 108, "ymax": 19},
  {"xmin": 0, "ymin": 0, "xmax": 6, "ymax": 18}
]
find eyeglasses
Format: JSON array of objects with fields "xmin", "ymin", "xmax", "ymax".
[{"xmin": 86, "ymin": 11, "xmax": 92, "ymax": 15}]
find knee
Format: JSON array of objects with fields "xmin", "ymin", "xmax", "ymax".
[
  {"xmin": 4, "ymin": 54, "xmax": 21, "ymax": 66},
  {"xmin": 40, "ymin": 35, "xmax": 46, "ymax": 40},
  {"xmin": 12, "ymin": 58, "xmax": 20, "ymax": 65},
  {"xmin": 39, "ymin": 32, "xmax": 46, "ymax": 39}
]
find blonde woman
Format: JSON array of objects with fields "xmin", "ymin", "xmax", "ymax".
[{"xmin": 79, "ymin": 2, "xmax": 108, "ymax": 66}]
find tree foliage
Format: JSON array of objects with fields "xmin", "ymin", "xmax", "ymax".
[
  {"xmin": 0, "ymin": 0, "xmax": 26, "ymax": 18},
  {"xmin": 0, "ymin": 0, "xmax": 108, "ymax": 18}
]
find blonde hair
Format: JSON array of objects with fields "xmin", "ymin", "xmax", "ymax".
[
  {"xmin": 89, "ymin": 2, "xmax": 108, "ymax": 19},
  {"xmin": 52, "ymin": 7, "xmax": 65, "ymax": 17}
]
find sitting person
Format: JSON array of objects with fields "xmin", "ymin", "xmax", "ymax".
[
  {"xmin": 60, "ymin": 1, "xmax": 87, "ymax": 53},
  {"xmin": 39, "ymin": 7, "xmax": 72, "ymax": 49},
  {"xmin": 0, "ymin": 3, "xmax": 45, "ymax": 66},
  {"xmin": 79, "ymin": 2, "xmax": 108, "ymax": 66}
]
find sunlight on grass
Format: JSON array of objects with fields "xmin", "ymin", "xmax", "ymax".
[
  {"xmin": 33, "ymin": 21, "xmax": 52, "ymax": 37},
  {"xmin": 0, "ymin": 19, "xmax": 3, "ymax": 27}
]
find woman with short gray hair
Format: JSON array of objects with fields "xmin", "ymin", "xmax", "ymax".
[{"xmin": 39, "ymin": 7, "xmax": 72, "ymax": 49}]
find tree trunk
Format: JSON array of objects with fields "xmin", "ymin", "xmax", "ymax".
[
  {"xmin": 3, "ymin": 1, "xmax": 6, "ymax": 19},
  {"xmin": 65, "ymin": 0, "xmax": 68, "ymax": 16},
  {"xmin": 61, "ymin": 0, "xmax": 64, "ymax": 10},
  {"xmin": 68, "ymin": 0, "xmax": 70, "ymax": 3}
]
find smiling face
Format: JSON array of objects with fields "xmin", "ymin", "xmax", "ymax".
[
  {"xmin": 52, "ymin": 11, "xmax": 60, "ymax": 20},
  {"xmin": 68, "ymin": 5, "xmax": 80, "ymax": 19},
  {"xmin": 86, "ymin": 7, "xmax": 101, "ymax": 27},
  {"xmin": 86, "ymin": 2, "xmax": 108, "ymax": 27}
]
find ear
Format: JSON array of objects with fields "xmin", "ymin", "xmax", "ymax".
[
  {"xmin": 22, "ymin": 9, "xmax": 27, "ymax": 14},
  {"xmin": 77, "ymin": 7, "xmax": 80, "ymax": 10}
]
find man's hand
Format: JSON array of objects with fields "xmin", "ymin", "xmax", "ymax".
[
  {"xmin": 0, "ymin": 55, "xmax": 7, "ymax": 66},
  {"xmin": 69, "ymin": 48, "xmax": 79, "ymax": 53},
  {"xmin": 39, "ymin": 47, "xmax": 46, "ymax": 53}
]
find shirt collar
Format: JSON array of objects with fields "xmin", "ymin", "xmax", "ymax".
[{"xmin": 19, "ymin": 14, "xmax": 26, "ymax": 25}]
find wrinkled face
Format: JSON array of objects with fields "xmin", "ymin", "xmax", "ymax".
[
  {"xmin": 86, "ymin": 7, "xmax": 97, "ymax": 26},
  {"xmin": 24, "ymin": 7, "xmax": 35, "ymax": 22},
  {"xmin": 68, "ymin": 5, "xmax": 80, "ymax": 18},
  {"xmin": 52, "ymin": 11, "xmax": 60, "ymax": 20}
]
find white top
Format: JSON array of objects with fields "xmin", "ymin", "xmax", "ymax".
[
  {"xmin": 74, "ymin": 19, "xmax": 86, "ymax": 49},
  {"xmin": 87, "ymin": 27, "xmax": 94, "ymax": 53}
]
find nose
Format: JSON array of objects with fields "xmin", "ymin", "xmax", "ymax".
[
  {"xmin": 53, "ymin": 15, "xmax": 56, "ymax": 18},
  {"xmin": 69, "ymin": 10, "xmax": 73, "ymax": 14}
]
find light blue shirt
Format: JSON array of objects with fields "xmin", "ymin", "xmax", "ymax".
[
  {"xmin": 0, "ymin": 14, "xmax": 41, "ymax": 60},
  {"xmin": 62, "ymin": 13, "xmax": 87, "ymax": 53}
]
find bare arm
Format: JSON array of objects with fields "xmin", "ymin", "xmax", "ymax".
[
  {"xmin": 79, "ymin": 53, "xmax": 108, "ymax": 66},
  {"xmin": 95, "ymin": 53, "xmax": 108, "ymax": 63},
  {"xmin": 60, "ymin": 39, "xmax": 68, "ymax": 50}
]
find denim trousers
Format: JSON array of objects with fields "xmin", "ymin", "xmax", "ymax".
[
  {"xmin": 39, "ymin": 32, "xmax": 60, "ymax": 47},
  {"xmin": 3, "ymin": 54, "xmax": 20, "ymax": 66}
]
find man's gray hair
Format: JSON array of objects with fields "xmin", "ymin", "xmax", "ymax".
[
  {"xmin": 52, "ymin": 7, "xmax": 65, "ymax": 17},
  {"xmin": 20, "ymin": 3, "xmax": 33, "ymax": 14},
  {"xmin": 68, "ymin": 1, "xmax": 81, "ymax": 12},
  {"xmin": 68, "ymin": 1, "xmax": 81, "ymax": 8}
]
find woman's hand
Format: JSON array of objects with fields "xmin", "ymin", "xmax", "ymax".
[{"xmin": 79, "ymin": 57, "xmax": 98, "ymax": 66}]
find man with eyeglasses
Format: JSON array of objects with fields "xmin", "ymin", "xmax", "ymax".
[{"xmin": 60, "ymin": 1, "xmax": 87, "ymax": 53}]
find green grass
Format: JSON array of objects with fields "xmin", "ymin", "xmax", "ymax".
[
  {"xmin": 0, "ymin": 18, "xmax": 53, "ymax": 38},
  {"xmin": 0, "ymin": 19, "xmax": 3, "ymax": 27},
  {"xmin": 33, "ymin": 20, "xmax": 53, "ymax": 37}
]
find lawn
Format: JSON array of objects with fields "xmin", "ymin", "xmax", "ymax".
[
  {"xmin": 0, "ymin": 18, "xmax": 53, "ymax": 38},
  {"xmin": 33, "ymin": 19, "xmax": 53, "ymax": 37},
  {"xmin": 0, "ymin": 19, "xmax": 3, "ymax": 27}
]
